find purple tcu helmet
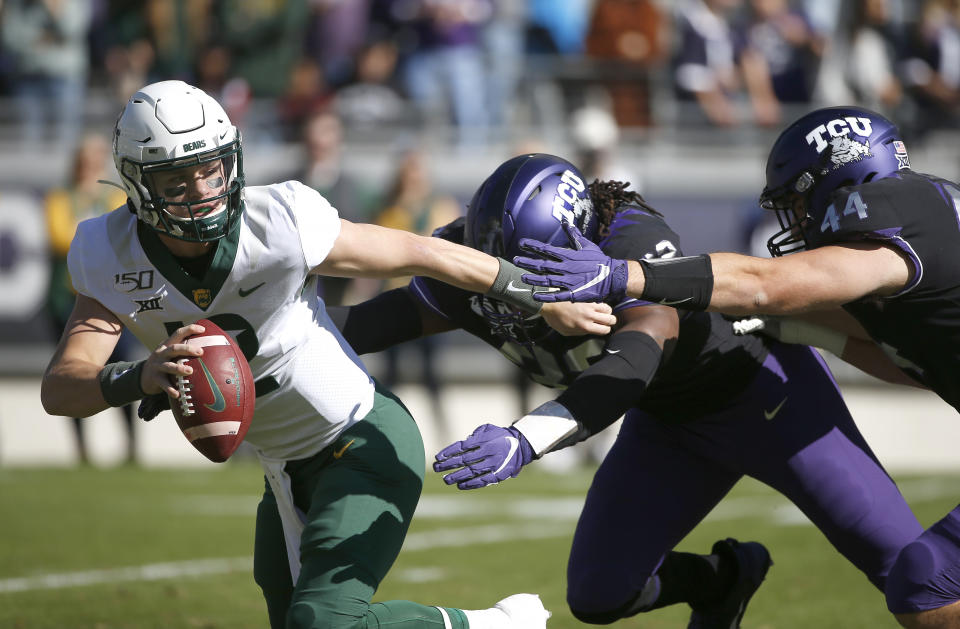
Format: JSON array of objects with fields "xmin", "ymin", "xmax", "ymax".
[
  {"xmin": 465, "ymin": 153, "xmax": 596, "ymax": 344},
  {"xmin": 761, "ymin": 106, "xmax": 909, "ymax": 256}
]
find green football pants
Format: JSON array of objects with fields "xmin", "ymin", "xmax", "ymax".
[{"xmin": 253, "ymin": 387, "xmax": 468, "ymax": 629}]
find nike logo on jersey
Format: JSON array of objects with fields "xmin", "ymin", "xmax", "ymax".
[
  {"xmin": 570, "ymin": 264, "xmax": 610, "ymax": 294},
  {"xmin": 199, "ymin": 359, "xmax": 227, "ymax": 413},
  {"xmin": 493, "ymin": 437, "xmax": 519, "ymax": 475},
  {"xmin": 506, "ymin": 281, "xmax": 529, "ymax": 293},
  {"xmin": 333, "ymin": 439, "xmax": 355, "ymax": 459},
  {"xmin": 764, "ymin": 396, "xmax": 788, "ymax": 420},
  {"xmin": 605, "ymin": 348, "xmax": 621, "ymax": 354},
  {"xmin": 238, "ymin": 282, "xmax": 266, "ymax": 298},
  {"xmin": 659, "ymin": 297, "xmax": 693, "ymax": 306}
]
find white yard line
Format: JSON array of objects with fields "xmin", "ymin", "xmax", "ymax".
[
  {"xmin": 4, "ymin": 478, "xmax": 954, "ymax": 595},
  {"xmin": 0, "ymin": 521, "xmax": 572, "ymax": 594}
]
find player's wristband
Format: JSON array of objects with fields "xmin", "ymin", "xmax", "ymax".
[
  {"xmin": 512, "ymin": 400, "xmax": 581, "ymax": 458},
  {"xmin": 487, "ymin": 258, "xmax": 544, "ymax": 313},
  {"xmin": 99, "ymin": 360, "xmax": 146, "ymax": 407},
  {"xmin": 639, "ymin": 254, "xmax": 713, "ymax": 310}
]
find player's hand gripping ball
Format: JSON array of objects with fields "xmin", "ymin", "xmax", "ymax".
[{"xmin": 169, "ymin": 319, "xmax": 255, "ymax": 462}]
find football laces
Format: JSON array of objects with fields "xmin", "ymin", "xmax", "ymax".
[{"xmin": 175, "ymin": 359, "xmax": 195, "ymax": 417}]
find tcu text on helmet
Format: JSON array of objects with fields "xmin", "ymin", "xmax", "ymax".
[
  {"xmin": 805, "ymin": 117, "xmax": 873, "ymax": 153},
  {"xmin": 552, "ymin": 169, "xmax": 587, "ymax": 224}
]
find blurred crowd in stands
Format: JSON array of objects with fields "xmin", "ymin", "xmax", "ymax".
[
  {"xmin": 3, "ymin": 0, "xmax": 960, "ymax": 156},
  {"xmin": 7, "ymin": 0, "xmax": 960, "ymax": 464}
]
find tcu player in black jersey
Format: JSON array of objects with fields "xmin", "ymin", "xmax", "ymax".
[
  {"xmin": 330, "ymin": 153, "xmax": 923, "ymax": 628},
  {"xmin": 515, "ymin": 108, "xmax": 960, "ymax": 628}
]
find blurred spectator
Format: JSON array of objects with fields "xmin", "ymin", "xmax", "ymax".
[
  {"xmin": 372, "ymin": 148, "xmax": 461, "ymax": 441},
  {"xmin": 102, "ymin": 38, "xmax": 156, "ymax": 107},
  {"xmin": 526, "ymin": 0, "xmax": 593, "ymax": 54},
  {"xmin": 817, "ymin": 0, "xmax": 903, "ymax": 113},
  {"xmin": 846, "ymin": 0, "xmax": 904, "ymax": 112},
  {"xmin": 395, "ymin": 0, "xmax": 492, "ymax": 148},
  {"xmin": 673, "ymin": 0, "xmax": 781, "ymax": 127},
  {"xmin": 1, "ymin": 0, "xmax": 94, "ymax": 150},
  {"xmin": 142, "ymin": 0, "xmax": 215, "ymax": 82},
  {"xmin": 569, "ymin": 105, "xmax": 641, "ymax": 191},
  {"xmin": 745, "ymin": 0, "xmax": 824, "ymax": 105},
  {"xmin": 481, "ymin": 0, "xmax": 525, "ymax": 127},
  {"xmin": 305, "ymin": 0, "xmax": 371, "ymax": 89},
  {"xmin": 334, "ymin": 34, "xmax": 410, "ymax": 130},
  {"xmin": 583, "ymin": 0, "xmax": 666, "ymax": 127},
  {"xmin": 283, "ymin": 108, "xmax": 381, "ymax": 305},
  {"xmin": 276, "ymin": 57, "xmax": 333, "ymax": 141},
  {"xmin": 901, "ymin": 0, "xmax": 960, "ymax": 136},
  {"xmin": 44, "ymin": 133, "xmax": 136, "ymax": 465},
  {"xmin": 215, "ymin": 0, "xmax": 311, "ymax": 98}
]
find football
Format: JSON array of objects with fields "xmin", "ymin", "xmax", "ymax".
[{"xmin": 169, "ymin": 319, "xmax": 255, "ymax": 462}]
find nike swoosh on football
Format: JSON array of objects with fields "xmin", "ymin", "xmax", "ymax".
[
  {"xmin": 570, "ymin": 264, "xmax": 610, "ymax": 294},
  {"xmin": 198, "ymin": 359, "xmax": 227, "ymax": 413},
  {"xmin": 238, "ymin": 282, "xmax": 266, "ymax": 298},
  {"xmin": 493, "ymin": 437, "xmax": 519, "ymax": 475},
  {"xmin": 333, "ymin": 439, "xmax": 355, "ymax": 459},
  {"xmin": 506, "ymin": 281, "xmax": 529, "ymax": 293},
  {"xmin": 764, "ymin": 396, "xmax": 788, "ymax": 420}
]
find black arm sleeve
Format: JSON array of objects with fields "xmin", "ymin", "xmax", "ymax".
[
  {"xmin": 556, "ymin": 331, "xmax": 663, "ymax": 435},
  {"xmin": 327, "ymin": 288, "xmax": 424, "ymax": 355}
]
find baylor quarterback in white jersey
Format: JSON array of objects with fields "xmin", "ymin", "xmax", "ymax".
[{"xmin": 68, "ymin": 180, "xmax": 375, "ymax": 461}]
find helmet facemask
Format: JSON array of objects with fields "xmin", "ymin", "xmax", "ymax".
[
  {"xmin": 475, "ymin": 295, "xmax": 553, "ymax": 348},
  {"xmin": 126, "ymin": 142, "xmax": 244, "ymax": 242},
  {"xmin": 761, "ymin": 170, "xmax": 815, "ymax": 257}
]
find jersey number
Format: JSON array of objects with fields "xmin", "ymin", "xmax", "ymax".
[
  {"xmin": 164, "ymin": 313, "xmax": 259, "ymax": 361},
  {"xmin": 821, "ymin": 191, "xmax": 868, "ymax": 233}
]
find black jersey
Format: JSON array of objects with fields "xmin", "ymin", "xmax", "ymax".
[
  {"xmin": 806, "ymin": 170, "xmax": 960, "ymax": 409},
  {"xmin": 412, "ymin": 209, "xmax": 768, "ymax": 423}
]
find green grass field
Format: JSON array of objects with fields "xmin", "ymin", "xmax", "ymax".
[{"xmin": 1, "ymin": 462, "xmax": 956, "ymax": 629}]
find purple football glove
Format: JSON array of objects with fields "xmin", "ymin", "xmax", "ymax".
[
  {"xmin": 514, "ymin": 222, "xmax": 628, "ymax": 303},
  {"xmin": 434, "ymin": 424, "xmax": 534, "ymax": 490}
]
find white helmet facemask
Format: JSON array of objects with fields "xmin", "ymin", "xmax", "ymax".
[{"xmin": 113, "ymin": 80, "xmax": 244, "ymax": 242}]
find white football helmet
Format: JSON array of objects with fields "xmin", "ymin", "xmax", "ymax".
[{"xmin": 113, "ymin": 80, "xmax": 244, "ymax": 242}]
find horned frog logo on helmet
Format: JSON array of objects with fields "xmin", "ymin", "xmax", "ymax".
[{"xmin": 829, "ymin": 135, "xmax": 872, "ymax": 168}]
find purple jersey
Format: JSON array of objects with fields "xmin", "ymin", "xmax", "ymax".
[{"xmin": 411, "ymin": 209, "xmax": 768, "ymax": 422}]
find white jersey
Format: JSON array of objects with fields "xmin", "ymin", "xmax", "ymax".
[{"xmin": 68, "ymin": 180, "xmax": 375, "ymax": 460}]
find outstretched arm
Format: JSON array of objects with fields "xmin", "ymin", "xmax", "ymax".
[
  {"xmin": 327, "ymin": 287, "xmax": 457, "ymax": 355},
  {"xmin": 434, "ymin": 305, "xmax": 677, "ymax": 489},
  {"xmin": 317, "ymin": 220, "xmax": 615, "ymax": 336},
  {"xmin": 516, "ymin": 223, "xmax": 911, "ymax": 315},
  {"xmin": 735, "ymin": 309, "xmax": 925, "ymax": 388}
]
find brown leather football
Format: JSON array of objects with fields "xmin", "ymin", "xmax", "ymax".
[{"xmin": 169, "ymin": 319, "xmax": 255, "ymax": 462}]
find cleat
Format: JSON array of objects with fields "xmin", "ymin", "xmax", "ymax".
[
  {"xmin": 688, "ymin": 538, "xmax": 772, "ymax": 629},
  {"xmin": 495, "ymin": 593, "xmax": 551, "ymax": 628}
]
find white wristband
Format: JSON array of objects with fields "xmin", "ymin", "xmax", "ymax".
[
  {"xmin": 512, "ymin": 400, "xmax": 580, "ymax": 457},
  {"xmin": 778, "ymin": 320, "xmax": 848, "ymax": 357}
]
